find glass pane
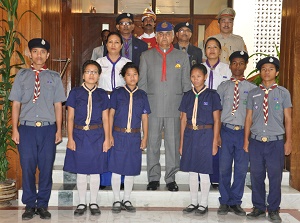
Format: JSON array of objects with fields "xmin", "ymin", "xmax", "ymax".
[
  {"xmin": 156, "ymin": 0, "xmax": 190, "ymax": 14},
  {"xmin": 81, "ymin": 0, "xmax": 114, "ymax": 13},
  {"xmin": 197, "ymin": 25, "xmax": 205, "ymax": 49},
  {"xmin": 194, "ymin": 0, "xmax": 228, "ymax": 14},
  {"xmin": 118, "ymin": 0, "xmax": 152, "ymax": 14}
]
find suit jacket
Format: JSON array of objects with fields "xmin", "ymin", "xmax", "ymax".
[
  {"xmin": 139, "ymin": 47, "xmax": 191, "ymax": 118},
  {"xmin": 103, "ymin": 36, "xmax": 148, "ymax": 67},
  {"xmin": 174, "ymin": 43, "xmax": 203, "ymax": 67}
]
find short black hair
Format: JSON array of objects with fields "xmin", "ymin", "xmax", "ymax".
[
  {"xmin": 205, "ymin": 37, "xmax": 222, "ymax": 50},
  {"xmin": 120, "ymin": 62, "xmax": 139, "ymax": 77},
  {"xmin": 190, "ymin": 63, "xmax": 207, "ymax": 76},
  {"xmin": 82, "ymin": 60, "xmax": 102, "ymax": 74},
  {"xmin": 106, "ymin": 31, "xmax": 123, "ymax": 45},
  {"xmin": 101, "ymin": 29, "xmax": 110, "ymax": 38}
]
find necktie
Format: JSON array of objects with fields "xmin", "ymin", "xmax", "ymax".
[
  {"xmin": 155, "ymin": 44, "xmax": 174, "ymax": 81},
  {"xmin": 31, "ymin": 64, "xmax": 48, "ymax": 103},
  {"xmin": 231, "ymin": 77, "xmax": 245, "ymax": 116},
  {"xmin": 82, "ymin": 83, "xmax": 97, "ymax": 130},
  {"xmin": 206, "ymin": 59, "xmax": 220, "ymax": 89},
  {"xmin": 107, "ymin": 55, "xmax": 122, "ymax": 90},
  {"xmin": 259, "ymin": 83, "xmax": 278, "ymax": 125},
  {"xmin": 124, "ymin": 86, "xmax": 139, "ymax": 133},
  {"xmin": 123, "ymin": 35, "xmax": 132, "ymax": 60},
  {"xmin": 192, "ymin": 86, "xmax": 207, "ymax": 129}
]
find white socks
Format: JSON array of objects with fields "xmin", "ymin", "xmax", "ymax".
[
  {"xmin": 189, "ymin": 172, "xmax": 210, "ymax": 207},
  {"xmin": 77, "ymin": 174, "xmax": 87, "ymax": 206},
  {"xmin": 90, "ymin": 174, "xmax": 100, "ymax": 204},
  {"xmin": 112, "ymin": 173, "xmax": 134, "ymax": 204},
  {"xmin": 76, "ymin": 173, "xmax": 100, "ymax": 207}
]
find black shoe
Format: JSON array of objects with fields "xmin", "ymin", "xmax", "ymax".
[
  {"xmin": 217, "ymin": 204, "xmax": 229, "ymax": 215},
  {"xmin": 122, "ymin": 200, "xmax": 136, "ymax": 213},
  {"xmin": 112, "ymin": 201, "xmax": 122, "ymax": 213},
  {"xmin": 195, "ymin": 205, "xmax": 208, "ymax": 215},
  {"xmin": 183, "ymin": 204, "xmax": 198, "ymax": 214},
  {"xmin": 229, "ymin": 205, "xmax": 246, "ymax": 216},
  {"xmin": 246, "ymin": 207, "xmax": 266, "ymax": 219},
  {"xmin": 166, "ymin": 181, "xmax": 179, "ymax": 191},
  {"xmin": 74, "ymin": 204, "xmax": 87, "ymax": 216},
  {"xmin": 36, "ymin": 207, "xmax": 51, "ymax": 219},
  {"xmin": 22, "ymin": 207, "xmax": 36, "ymax": 220},
  {"xmin": 268, "ymin": 210, "xmax": 282, "ymax": 223},
  {"xmin": 147, "ymin": 181, "xmax": 160, "ymax": 190},
  {"xmin": 89, "ymin": 203, "xmax": 101, "ymax": 216}
]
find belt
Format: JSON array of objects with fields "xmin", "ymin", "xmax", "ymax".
[
  {"xmin": 107, "ymin": 91, "xmax": 112, "ymax": 95},
  {"xmin": 186, "ymin": 124, "xmax": 213, "ymax": 130},
  {"xmin": 20, "ymin": 120, "xmax": 55, "ymax": 127},
  {"xmin": 114, "ymin": 126, "xmax": 140, "ymax": 133},
  {"xmin": 223, "ymin": 123, "xmax": 244, "ymax": 130},
  {"xmin": 74, "ymin": 124, "xmax": 103, "ymax": 131},
  {"xmin": 251, "ymin": 133, "xmax": 284, "ymax": 142}
]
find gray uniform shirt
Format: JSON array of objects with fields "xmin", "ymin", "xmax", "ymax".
[
  {"xmin": 91, "ymin": 45, "xmax": 104, "ymax": 61},
  {"xmin": 9, "ymin": 68, "xmax": 66, "ymax": 122},
  {"xmin": 246, "ymin": 85, "xmax": 292, "ymax": 137},
  {"xmin": 217, "ymin": 79, "xmax": 256, "ymax": 126},
  {"xmin": 139, "ymin": 47, "xmax": 191, "ymax": 117}
]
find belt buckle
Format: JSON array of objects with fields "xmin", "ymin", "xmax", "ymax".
[
  {"xmin": 83, "ymin": 125, "xmax": 90, "ymax": 131},
  {"xmin": 233, "ymin": 125, "xmax": 240, "ymax": 130},
  {"xmin": 125, "ymin": 128, "xmax": 131, "ymax": 133},
  {"xmin": 35, "ymin": 121, "xmax": 42, "ymax": 127},
  {"xmin": 193, "ymin": 125, "xmax": 198, "ymax": 130},
  {"xmin": 261, "ymin": 136, "xmax": 268, "ymax": 142}
]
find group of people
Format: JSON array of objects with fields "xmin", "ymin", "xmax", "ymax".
[{"xmin": 9, "ymin": 7, "xmax": 292, "ymax": 223}]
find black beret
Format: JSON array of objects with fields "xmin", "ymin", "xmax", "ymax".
[
  {"xmin": 256, "ymin": 56, "xmax": 280, "ymax": 70},
  {"xmin": 229, "ymin": 51, "xmax": 249, "ymax": 63},
  {"xmin": 28, "ymin": 38, "xmax": 50, "ymax": 51},
  {"xmin": 116, "ymin": 13, "xmax": 134, "ymax": 24},
  {"xmin": 174, "ymin": 22, "xmax": 193, "ymax": 33}
]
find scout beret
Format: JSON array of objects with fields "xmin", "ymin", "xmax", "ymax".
[
  {"xmin": 174, "ymin": 22, "xmax": 193, "ymax": 33},
  {"xmin": 116, "ymin": 13, "xmax": 134, "ymax": 24},
  {"xmin": 141, "ymin": 8, "xmax": 156, "ymax": 21},
  {"xmin": 256, "ymin": 56, "xmax": 280, "ymax": 70},
  {"xmin": 217, "ymin": 7, "xmax": 236, "ymax": 19},
  {"xmin": 156, "ymin": 21, "xmax": 173, "ymax": 32},
  {"xmin": 229, "ymin": 51, "xmax": 249, "ymax": 63},
  {"xmin": 28, "ymin": 38, "xmax": 50, "ymax": 51}
]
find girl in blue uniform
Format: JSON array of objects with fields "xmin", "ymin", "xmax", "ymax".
[
  {"xmin": 63, "ymin": 60, "xmax": 110, "ymax": 216},
  {"xmin": 179, "ymin": 63, "xmax": 222, "ymax": 215},
  {"xmin": 109, "ymin": 62, "xmax": 150, "ymax": 213}
]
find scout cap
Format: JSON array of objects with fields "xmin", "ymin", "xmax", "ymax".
[
  {"xmin": 229, "ymin": 51, "xmax": 249, "ymax": 63},
  {"xmin": 156, "ymin": 21, "xmax": 173, "ymax": 32},
  {"xmin": 217, "ymin": 7, "xmax": 236, "ymax": 19},
  {"xmin": 142, "ymin": 8, "xmax": 156, "ymax": 21},
  {"xmin": 256, "ymin": 56, "xmax": 280, "ymax": 71},
  {"xmin": 28, "ymin": 38, "xmax": 50, "ymax": 51},
  {"xmin": 174, "ymin": 22, "xmax": 193, "ymax": 33},
  {"xmin": 116, "ymin": 13, "xmax": 134, "ymax": 24}
]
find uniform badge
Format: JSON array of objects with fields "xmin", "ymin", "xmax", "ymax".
[
  {"xmin": 203, "ymin": 102, "xmax": 208, "ymax": 105},
  {"xmin": 41, "ymin": 39, "xmax": 45, "ymax": 45},
  {"xmin": 222, "ymin": 76, "xmax": 227, "ymax": 79},
  {"xmin": 275, "ymin": 103, "xmax": 280, "ymax": 110},
  {"xmin": 269, "ymin": 58, "xmax": 274, "ymax": 62},
  {"xmin": 127, "ymin": 13, "xmax": 131, "ymax": 17},
  {"xmin": 243, "ymin": 100, "xmax": 247, "ymax": 105},
  {"xmin": 186, "ymin": 22, "xmax": 189, "ymax": 26},
  {"xmin": 175, "ymin": 63, "xmax": 181, "ymax": 68},
  {"xmin": 161, "ymin": 22, "xmax": 168, "ymax": 28},
  {"xmin": 254, "ymin": 105, "xmax": 258, "ymax": 109}
]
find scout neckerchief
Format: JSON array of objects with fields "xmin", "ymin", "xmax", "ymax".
[
  {"xmin": 107, "ymin": 55, "xmax": 122, "ymax": 90},
  {"xmin": 155, "ymin": 44, "xmax": 174, "ymax": 82},
  {"xmin": 259, "ymin": 83, "xmax": 278, "ymax": 125},
  {"xmin": 231, "ymin": 77, "xmax": 246, "ymax": 116},
  {"xmin": 206, "ymin": 59, "xmax": 220, "ymax": 89},
  {"xmin": 123, "ymin": 35, "xmax": 132, "ymax": 60},
  {"xmin": 124, "ymin": 85, "xmax": 138, "ymax": 133},
  {"xmin": 82, "ymin": 83, "xmax": 97, "ymax": 129},
  {"xmin": 31, "ymin": 64, "xmax": 48, "ymax": 103},
  {"xmin": 192, "ymin": 86, "xmax": 207, "ymax": 129}
]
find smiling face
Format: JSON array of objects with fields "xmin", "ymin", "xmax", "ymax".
[
  {"xmin": 205, "ymin": 39, "xmax": 221, "ymax": 60},
  {"xmin": 29, "ymin": 48, "xmax": 49, "ymax": 68},
  {"xmin": 219, "ymin": 17, "xmax": 234, "ymax": 35}
]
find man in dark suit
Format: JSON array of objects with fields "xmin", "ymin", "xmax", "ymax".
[
  {"xmin": 115, "ymin": 13, "xmax": 148, "ymax": 67},
  {"xmin": 174, "ymin": 22, "xmax": 203, "ymax": 67}
]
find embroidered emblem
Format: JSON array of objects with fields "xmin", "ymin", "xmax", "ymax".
[
  {"xmin": 222, "ymin": 76, "xmax": 227, "ymax": 78},
  {"xmin": 134, "ymin": 46, "xmax": 138, "ymax": 49},
  {"xmin": 243, "ymin": 100, "xmax": 247, "ymax": 105},
  {"xmin": 275, "ymin": 103, "xmax": 280, "ymax": 110},
  {"xmin": 254, "ymin": 105, "xmax": 258, "ymax": 109},
  {"xmin": 244, "ymin": 91, "xmax": 249, "ymax": 93},
  {"xmin": 143, "ymin": 109, "xmax": 148, "ymax": 114},
  {"xmin": 203, "ymin": 102, "xmax": 208, "ymax": 105},
  {"xmin": 161, "ymin": 22, "xmax": 168, "ymax": 28}
]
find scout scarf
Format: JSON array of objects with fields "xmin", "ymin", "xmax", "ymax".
[
  {"xmin": 155, "ymin": 44, "xmax": 174, "ymax": 82},
  {"xmin": 107, "ymin": 55, "xmax": 122, "ymax": 90},
  {"xmin": 259, "ymin": 83, "xmax": 278, "ymax": 125},
  {"xmin": 206, "ymin": 59, "xmax": 220, "ymax": 89},
  {"xmin": 31, "ymin": 64, "xmax": 48, "ymax": 103},
  {"xmin": 82, "ymin": 83, "xmax": 97, "ymax": 128},
  {"xmin": 192, "ymin": 86, "xmax": 207, "ymax": 128},
  {"xmin": 124, "ymin": 85, "xmax": 138, "ymax": 133},
  {"xmin": 231, "ymin": 77, "xmax": 246, "ymax": 116}
]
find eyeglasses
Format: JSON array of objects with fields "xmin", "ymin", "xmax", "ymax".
[
  {"xmin": 118, "ymin": 21, "xmax": 133, "ymax": 26},
  {"xmin": 179, "ymin": 29, "xmax": 191, "ymax": 33},
  {"xmin": 84, "ymin": 70, "xmax": 99, "ymax": 75}
]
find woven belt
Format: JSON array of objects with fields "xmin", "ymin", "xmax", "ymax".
[
  {"xmin": 74, "ymin": 124, "xmax": 103, "ymax": 131},
  {"xmin": 20, "ymin": 120, "xmax": 55, "ymax": 127},
  {"xmin": 251, "ymin": 134, "xmax": 284, "ymax": 142},
  {"xmin": 114, "ymin": 126, "xmax": 140, "ymax": 133},
  {"xmin": 223, "ymin": 123, "xmax": 244, "ymax": 130},
  {"xmin": 186, "ymin": 124, "xmax": 213, "ymax": 130}
]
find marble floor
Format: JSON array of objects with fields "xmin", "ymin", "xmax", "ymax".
[{"xmin": 1, "ymin": 205, "xmax": 300, "ymax": 223}]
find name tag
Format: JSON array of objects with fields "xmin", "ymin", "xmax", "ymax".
[{"xmin": 222, "ymin": 76, "xmax": 228, "ymax": 79}]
